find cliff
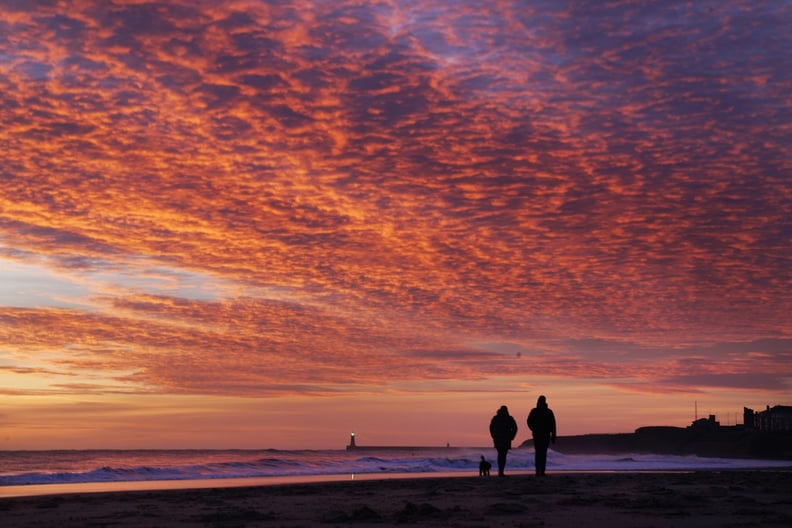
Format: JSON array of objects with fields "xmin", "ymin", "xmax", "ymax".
[{"xmin": 520, "ymin": 427, "xmax": 792, "ymax": 459}]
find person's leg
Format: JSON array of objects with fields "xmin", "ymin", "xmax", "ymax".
[
  {"xmin": 496, "ymin": 448, "xmax": 507, "ymax": 476},
  {"xmin": 534, "ymin": 439, "xmax": 548, "ymax": 475}
]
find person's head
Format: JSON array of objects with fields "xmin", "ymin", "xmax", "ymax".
[
  {"xmin": 498, "ymin": 405, "xmax": 509, "ymax": 415},
  {"xmin": 537, "ymin": 395, "xmax": 547, "ymax": 407}
]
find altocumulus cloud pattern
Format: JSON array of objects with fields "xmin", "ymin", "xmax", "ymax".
[{"xmin": 0, "ymin": 0, "xmax": 790, "ymax": 400}]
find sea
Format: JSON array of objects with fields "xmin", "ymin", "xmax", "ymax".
[
  {"xmin": 0, "ymin": 447, "xmax": 792, "ymax": 489},
  {"xmin": 2, "ymin": 447, "xmax": 790, "ymax": 497}
]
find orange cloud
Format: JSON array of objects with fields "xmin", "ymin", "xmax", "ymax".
[{"xmin": 0, "ymin": 1, "xmax": 790, "ymax": 447}]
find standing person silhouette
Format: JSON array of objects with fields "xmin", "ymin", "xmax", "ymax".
[
  {"xmin": 527, "ymin": 395, "xmax": 556, "ymax": 476},
  {"xmin": 489, "ymin": 405, "xmax": 518, "ymax": 477}
]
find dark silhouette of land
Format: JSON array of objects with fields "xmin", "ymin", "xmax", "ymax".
[{"xmin": 520, "ymin": 426, "xmax": 792, "ymax": 459}]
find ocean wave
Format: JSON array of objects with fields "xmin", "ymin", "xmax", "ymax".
[{"xmin": 2, "ymin": 449, "xmax": 790, "ymax": 486}]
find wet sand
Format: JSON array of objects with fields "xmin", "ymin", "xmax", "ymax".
[{"xmin": 2, "ymin": 470, "xmax": 791, "ymax": 527}]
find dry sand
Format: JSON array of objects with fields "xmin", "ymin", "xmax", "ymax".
[{"xmin": 2, "ymin": 470, "xmax": 791, "ymax": 527}]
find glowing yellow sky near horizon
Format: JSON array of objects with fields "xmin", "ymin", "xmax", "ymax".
[
  {"xmin": 1, "ymin": 0, "xmax": 790, "ymax": 449},
  {"xmin": 0, "ymin": 383, "xmax": 772, "ymax": 450}
]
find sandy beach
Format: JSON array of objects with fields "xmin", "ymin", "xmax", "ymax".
[{"xmin": 1, "ymin": 470, "xmax": 791, "ymax": 527}]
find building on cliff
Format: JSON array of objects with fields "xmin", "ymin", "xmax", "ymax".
[
  {"xmin": 690, "ymin": 414, "xmax": 720, "ymax": 430},
  {"xmin": 744, "ymin": 405, "xmax": 792, "ymax": 432}
]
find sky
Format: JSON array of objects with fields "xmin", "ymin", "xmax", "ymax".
[{"xmin": 0, "ymin": 0, "xmax": 790, "ymax": 450}]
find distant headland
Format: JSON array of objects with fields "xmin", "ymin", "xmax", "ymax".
[
  {"xmin": 521, "ymin": 404, "xmax": 792, "ymax": 460},
  {"xmin": 346, "ymin": 405, "xmax": 792, "ymax": 459}
]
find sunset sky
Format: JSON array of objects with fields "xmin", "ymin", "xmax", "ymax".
[{"xmin": 1, "ymin": 0, "xmax": 790, "ymax": 450}]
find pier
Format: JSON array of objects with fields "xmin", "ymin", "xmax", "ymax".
[{"xmin": 346, "ymin": 433, "xmax": 461, "ymax": 451}]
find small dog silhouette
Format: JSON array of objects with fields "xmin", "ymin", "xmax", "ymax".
[{"xmin": 479, "ymin": 455, "xmax": 491, "ymax": 476}]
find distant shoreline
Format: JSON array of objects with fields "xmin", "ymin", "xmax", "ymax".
[
  {"xmin": 521, "ymin": 427, "xmax": 792, "ymax": 459},
  {"xmin": 345, "ymin": 427, "xmax": 792, "ymax": 460}
]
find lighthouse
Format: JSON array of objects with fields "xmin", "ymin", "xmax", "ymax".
[{"xmin": 347, "ymin": 432, "xmax": 356, "ymax": 449}]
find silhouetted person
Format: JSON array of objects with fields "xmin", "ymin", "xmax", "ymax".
[
  {"xmin": 489, "ymin": 405, "xmax": 518, "ymax": 476},
  {"xmin": 479, "ymin": 455, "xmax": 491, "ymax": 476},
  {"xmin": 527, "ymin": 395, "xmax": 556, "ymax": 476}
]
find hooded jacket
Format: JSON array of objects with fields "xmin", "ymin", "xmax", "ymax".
[
  {"xmin": 489, "ymin": 406, "xmax": 518, "ymax": 450},
  {"xmin": 527, "ymin": 396, "xmax": 557, "ymax": 442}
]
